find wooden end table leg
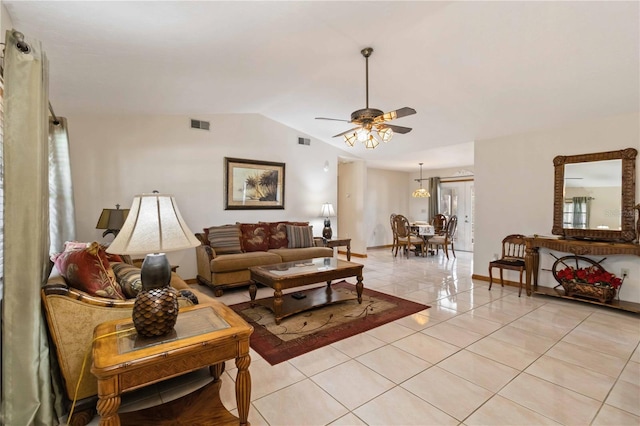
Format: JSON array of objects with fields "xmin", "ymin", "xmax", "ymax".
[
  {"xmin": 273, "ymin": 287, "xmax": 283, "ymax": 325},
  {"xmin": 96, "ymin": 394, "xmax": 121, "ymax": 426},
  {"xmin": 235, "ymin": 354, "xmax": 252, "ymax": 426},
  {"xmin": 346, "ymin": 242, "xmax": 351, "ymax": 261},
  {"xmin": 356, "ymin": 275, "xmax": 363, "ymax": 303},
  {"xmin": 249, "ymin": 283, "xmax": 257, "ymax": 305}
]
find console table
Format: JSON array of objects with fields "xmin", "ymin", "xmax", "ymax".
[{"xmin": 524, "ymin": 236, "xmax": 640, "ymax": 312}]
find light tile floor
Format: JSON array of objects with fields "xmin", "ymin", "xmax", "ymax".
[{"xmin": 83, "ymin": 248, "xmax": 640, "ymax": 425}]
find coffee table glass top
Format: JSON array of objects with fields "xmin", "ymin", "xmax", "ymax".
[
  {"xmin": 116, "ymin": 306, "xmax": 230, "ymax": 354},
  {"xmin": 256, "ymin": 257, "xmax": 342, "ymax": 277}
]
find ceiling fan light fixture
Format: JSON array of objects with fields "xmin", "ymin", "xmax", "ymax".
[
  {"xmin": 363, "ymin": 134, "xmax": 380, "ymax": 149},
  {"xmin": 377, "ymin": 126, "xmax": 393, "ymax": 143},
  {"xmin": 382, "ymin": 111, "xmax": 397, "ymax": 121},
  {"xmin": 344, "ymin": 132, "xmax": 357, "ymax": 147},
  {"xmin": 356, "ymin": 127, "xmax": 370, "ymax": 142}
]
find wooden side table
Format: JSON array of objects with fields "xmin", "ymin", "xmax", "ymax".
[
  {"xmin": 91, "ymin": 302, "xmax": 253, "ymax": 426},
  {"xmin": 324, "ymin": 238, "xmax": 352, "ymax": 261}
]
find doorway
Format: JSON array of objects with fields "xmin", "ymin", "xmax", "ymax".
[{"xmin": 439, "ymin": 180, "xmax": 474, "ymax": 252}]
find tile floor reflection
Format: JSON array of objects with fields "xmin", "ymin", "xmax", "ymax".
[{"xmin": 82, "ymin": 248, "xmax": 640, "ymax": 425}]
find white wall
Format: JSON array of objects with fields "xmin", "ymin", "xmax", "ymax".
[
  {"xmin": 67, "ymin": 113, "xmax": 343, "ymax": 280},
  {"xmin": 364, "ymin": 168, "xmax": 411, "ymax": 248},
  {"xmin": 474, "ymin": 112, "xmax": 640, "ymax": 303},
  {"xmin": 338, "ymin": 160, "xmax": 367, "ymax": 255}
]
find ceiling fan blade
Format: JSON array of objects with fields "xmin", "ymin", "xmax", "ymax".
[
  {"xmin": 379, "ymin": 107, "xmax": 417, "ymax": 122},
  {"xmin": 332, "ymin": 127, "xmax": 361, "ymax": 138},
  {"xmin": 384, "ymin": 124, "xmax": 413, "ymax": 134},
  {"xmin": 315, "ymin": 117, "xmax": 351, "ymax": 122}
]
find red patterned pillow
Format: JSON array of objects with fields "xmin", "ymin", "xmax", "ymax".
[
  {"xmin": 263, "ymin": 222, "xmax": 289, "ymax": 249},
  {"xmin": 238, "ymin": 223, "xmax": 270, "ymax": 252},
  {"xmin": 54, "ymin": 242, "xmax": 125, "ymax": 300}
]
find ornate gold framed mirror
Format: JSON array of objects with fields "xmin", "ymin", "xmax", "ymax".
[{"xmin": 552, "ymin": 148, "xmax": 637, "ymax": 242}]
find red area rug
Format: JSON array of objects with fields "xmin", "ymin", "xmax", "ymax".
[{"xmin": 228, "ymin": 281, "xmax": 430, "ymax": 365}]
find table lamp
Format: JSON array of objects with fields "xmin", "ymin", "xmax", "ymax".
[
  {"xmin": 107, "ymin": 192, "xmax": 200, "ymax": 337},
  {"xmin": 95, "ymin": 204, "xmax": 130, "ymax": 238},
  {"xmin": 320, "ymin": 202, "xmax": 336, "ymax": 239}
]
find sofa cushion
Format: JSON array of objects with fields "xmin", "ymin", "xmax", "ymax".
[
  {"xmin": 239, "ymin": 223, "xmax": 270, "ymax": 252},
  {"xmin": 53, "ymin": 242, "xmax": 125, "ymax": 300},
  {"xmin": 206, "ymin": 224, "xmax": 242, "ymax": 254},
  {"xmin": 211, "ymin": 251, "xmax": 282, "ymax": 273},
  {"xmin": 269, "ymin": 247, "xmax": 333, "ymax": 262},
  {"xmin": 111, "ymin": 262, "xmax": 143, "ymax": 298},
  {"xmin": 286, "ymin": 224, "xmax": 314, "ymax": 248}
]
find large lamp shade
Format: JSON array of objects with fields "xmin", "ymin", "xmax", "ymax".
[{"xmin": 107, "ymin": 193, "xmax": 199, "ymax": 337}]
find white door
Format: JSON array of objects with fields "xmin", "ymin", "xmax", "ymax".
[{"xmin": 439, "ymin": 180, "xmax": 474, "ymax": 252}]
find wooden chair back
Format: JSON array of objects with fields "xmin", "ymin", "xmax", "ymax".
[
  {"xmin": 431, "ymin": 214, "xmax": 447, "ymax": 235},
  {"xmin": 445, "ymin": 215, "xmax": 458, "ymax": 239},
  {"xmin": 500, "ymin": 234, "xmax": 527, "ymax": 261},
  {"xmin": 393, "ymin": 215, "xmax": 412, "ymax": 238}
]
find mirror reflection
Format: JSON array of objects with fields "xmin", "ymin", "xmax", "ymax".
[{"xmin": 563, "ymin": 160, "xmax": 622, "ymax": 230}]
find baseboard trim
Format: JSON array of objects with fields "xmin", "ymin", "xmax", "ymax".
[
  {"xmin": 472, "ymin": 274, "xmax": 522, "ymax": 289},
  {"xmin": 339, "ymin": 250, "xmax": 367, "ymax": 259}
]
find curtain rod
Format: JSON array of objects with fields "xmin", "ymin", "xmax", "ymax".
[{"xmin": 49, "ymin": 102, "xmax": 60, "ymax": 125}]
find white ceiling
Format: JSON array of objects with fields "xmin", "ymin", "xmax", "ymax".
[{"xmin": 4, "ymin": 1, "xmax": 638, "ymax": 172}]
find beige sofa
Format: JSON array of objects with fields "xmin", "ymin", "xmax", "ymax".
[
  {"xmin": 196, "ymin": 221, "xmax": 333, "ymax": 296},
  {"xmin": 42, "ymin": 249, "xmax": 216, "ymax": 426}
]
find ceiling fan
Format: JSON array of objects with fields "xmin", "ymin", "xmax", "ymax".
[{"xmin": 316, "ymin": 47, "xmax": 416, "ymax": 149}]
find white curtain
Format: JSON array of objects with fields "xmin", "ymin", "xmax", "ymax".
[
  {"xmin": 1, "ymin": 29, "xmax": 56, "ymax": 425},
  {"xmin": 49, "ymin": 117, "xmax": 76, "ymax": 254}
]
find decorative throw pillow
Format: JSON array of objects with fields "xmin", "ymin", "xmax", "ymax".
[
  {"xmin": 111, "ymin": 262, "xmax": 143, "ymax": 299},
  {"xmin": 263, "ymin": 222, "xmax": 289, "ymax": 249},
  {"xmin": 286, "ymin": 225, "xmax": 314, "ymax": 248},
  {"xmin": 53, "ymin": 242, "xmax": 125, "ymax": 300},
  {"xmin": 239, "ymin": 223, "xmax": 271, "ymax": 252},
  {"xmin": 206, "ymin": 224, "xmax": 242, "ymax": 254},
  {"xmin": 179, "ymin": 289, "xmax": 199, "ymax": 305}
]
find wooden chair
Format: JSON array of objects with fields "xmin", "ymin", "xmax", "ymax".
[
  {"xmin": 389, "ymin": 213, "xmax": 398, "ymax": 254},
  {"xmin": 431, "ymin": 214, "xmax": 447, "ymax": 235},
  {"xmin": 488, "ymin": 234, "xmax": 527, "ymax": 296},
  {"xmin": 393, "ymin": 214, "xmax": 426, "ymax": 257},
  {"xmin": 429, "ymin": 215, "xmax": 458, "ymax": 259}
]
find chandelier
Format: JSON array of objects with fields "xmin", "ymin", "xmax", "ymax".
[{"xmin": 412, "ymin": 163, "xmax": 430, "ymax": 198}]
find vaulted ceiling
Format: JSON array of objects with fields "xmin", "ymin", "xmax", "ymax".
[{"xmin": 4, "ymin": 1, "xmax": 638, "ymax": 171}]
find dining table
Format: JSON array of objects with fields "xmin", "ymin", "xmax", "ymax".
[{"xmin": 410, "ymin": 223, "xmax": 436, "ymax": 256}]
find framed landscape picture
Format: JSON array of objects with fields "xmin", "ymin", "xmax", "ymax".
[{"xmin": 224, "ymin": 157, "xmax": 285, "ymax": 210}]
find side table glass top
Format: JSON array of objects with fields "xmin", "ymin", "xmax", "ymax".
[{"xmin": 116, "ymin": 306, "xmax": 230, "ymax": 354}]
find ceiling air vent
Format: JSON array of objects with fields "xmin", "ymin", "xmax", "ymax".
[
  {"xmin": 298, "ymin": 137, "xmax": 310, "ymax": 146},
  {"xmin": 190, "ymin": 119, "xmax": 210, "ymax": 131}
]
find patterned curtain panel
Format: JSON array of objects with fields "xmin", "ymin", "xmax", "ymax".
[{"xmin": 1, "ymin": 30, "xmax": 56, "ymax": 425}]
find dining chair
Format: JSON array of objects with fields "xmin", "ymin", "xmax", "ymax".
[
  {"xmin": 430, "ymin": 214, "xmax": 447, "ymax": 236},
  {"xmin": 389, "ymin": 213, "xmax": 398, "ymax": 254},
  {"xmin": 429, "ymin": 215, "xmax": 458, "ymax": 259},
  {"xmin": 488, "ymin": 234, "xmax": 527, "ymax": 296},
  {"xmin": 393, "ymin": 214, "xmax": 426, "ymax": 257}
]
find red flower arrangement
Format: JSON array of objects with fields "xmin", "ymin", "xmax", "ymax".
[{"xmin": 556, "ymin": 266, "xmax": 623, "ymax": 289}]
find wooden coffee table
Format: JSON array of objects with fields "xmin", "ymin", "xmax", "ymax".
[
  {"xmin": 91, "ymin": 302, "xmax": 253, "ymax": 426},
  {"xmin": 249, "ymin": 257, "xmax": 364, "ymax": 325}
]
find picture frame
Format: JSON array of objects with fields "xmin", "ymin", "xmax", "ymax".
[{"xmin": 224, "ymin": 157, "xmax": 285, "ymax": 210}]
